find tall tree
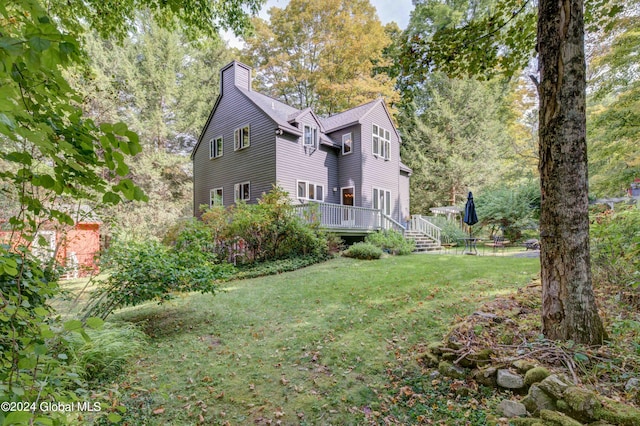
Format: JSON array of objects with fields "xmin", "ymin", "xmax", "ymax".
[
  {"xmin": 398, "ymin": 0, "xmax": 616, "ymax": 344},
  {"xmin": 587, "ymin": 5, "xmax": 640, "ymax": 197},
  {"xmin": 241, "ymin": 0, "xmax": 398, "ymax": 116},
  {"xmin": 401, "ymin": 73, "xmax": 508, "ymax": 210}
]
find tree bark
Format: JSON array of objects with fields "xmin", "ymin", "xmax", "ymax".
[{"xmin": 537, "ymin": 0, "xmax": 606, "ymax": 344}]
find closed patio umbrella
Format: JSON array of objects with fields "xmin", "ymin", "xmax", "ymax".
[{"xmin": 463, "ymin": 192, "xmax": 479, "ymax": 254}]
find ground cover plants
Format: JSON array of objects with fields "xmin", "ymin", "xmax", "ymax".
[{"xmin": 84, "ymin": 254, "xmax": 540, "ymax": 425}]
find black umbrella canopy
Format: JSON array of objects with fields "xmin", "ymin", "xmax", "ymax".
[{"xmin": 463, "ymin": 192, "xmax": 478, "ymax": 227}]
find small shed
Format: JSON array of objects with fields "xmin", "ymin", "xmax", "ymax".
[{"xmin": 0, "ymin": 209, "xmax": 102, "ymax": 279}]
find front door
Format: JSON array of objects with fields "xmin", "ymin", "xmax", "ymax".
[{"xmin": 341, "ymin": 187, "xmax": 355, "ymax": 225}]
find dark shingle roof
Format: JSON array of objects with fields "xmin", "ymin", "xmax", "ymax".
[
  {"xmin": 320, "ymin": 99, "xmax": 381, "ymax": 132},
  {"xmin": 238, "ymin": 88, "xmax": 302, "ymax": 135}
]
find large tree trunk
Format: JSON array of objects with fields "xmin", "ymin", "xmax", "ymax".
[{"xmin": 537, "ymin": 0, "xmax": 606, "ymax": 344}]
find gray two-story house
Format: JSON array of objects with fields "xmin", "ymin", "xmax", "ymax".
[{"xmin": 192, "ymin": 61, "xmax": 416, "ymax": 235}]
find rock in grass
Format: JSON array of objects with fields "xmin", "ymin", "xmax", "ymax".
[
  {"xmin": 438, "ymin": 361, "xmax": 466, "ymax": 379},
  {"xmin": 497, "ymin": 369, "xmax": 525, "ymax": 389},
  {"xmin": 539, "ymin": 409, "xmax": 583, "ymax": 426},
  {"xmin": 524, "ymin": 367, "xmax": 551, "ymax": 386},
  {"xmin": 625, "ymin": 378, "xmax": 640, "ymax": 392},
  {"xmin": 498, "ymin": 399, "xmax": 527, "ymax": 418},
  {"xmin": 473, "ymin": 366, "xmax": 498, "ymax": 387},
  {"xmin": 538, "ymin": 374, "xmax": 571, "ymax": 400},
  {"xmin": 416, "ymin": 350, "xmax": 439, "ymax": 368},
  {"xmin": 522, "ymin": 384, "xmax": 557, "ymax": 416}
]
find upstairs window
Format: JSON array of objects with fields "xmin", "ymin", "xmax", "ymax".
[
  {"xmin": 234, "ymin": 125, "xmax": 250, "ymax": 150},
  {"xmin": 209, "ymin": 136, "xmax": 223, "ymax": 159},
  {"xmin": 297, "ymin": 180, "xmax": 324, "ymax": 202},
  {"xmin": 234, "ymin": 181, "xmax": 250, "ymax": 202},
  {"xmin": 342, "ymin": 133, "xmax": 352, "ymax": 155},
  {"xmin": 210, "ymin": 188, "xmax": 223, "ymax": 207},
  {"xmin": 372, "ymin": 124, "xmax": 390, "ymax": 160},
  {"xmin": 303, "ymin": 125, "xmax": 318, "ymax": 148}
]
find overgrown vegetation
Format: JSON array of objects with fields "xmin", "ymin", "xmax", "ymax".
[
  {"xmin": 591, "ymin": 205, "xmax": 640, "ymax": 304},
  {"xmin": 342, "ymin": 241, "xmax": 384, "ymax": 259},
  {"xmin": 365, "ymin": 229, "xmax": 416, "ymax": 255},
  {"xmin": 200, "ymin": 186, "xmax": 331, "ymax": 264}
]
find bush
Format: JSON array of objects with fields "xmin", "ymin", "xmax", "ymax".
[
  {"xmin": 201, "ymin": 186, "xmax": 330, "ymax": 264},
  {"xmin": 85, "ymin": 238, "xmax": 235, "ymax": 319},
  {"xmin": 591, "ymin": 206, "xmax": 640, "ymax": 300},
  {"xmin": 365, "ymin": 230, "xmax": 415, "ymax": 255},
  {"xmin": 343, "ymin": 242, "xmax": 384, "ymax": 260},
  {"xmin": 234, "ymin": 255, "xmax": 327, "ymax": 280}
]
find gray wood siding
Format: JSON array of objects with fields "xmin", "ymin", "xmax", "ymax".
[
  {"xmin": 399, "ymin": 171, "xmax": 411, "ymax": 223},
  {"xmin": 193, "ymin": 66, "xmax": 276, "ymax": 216},
  {"xmin": 275, "ymin": 113, "xmax": 340, "ymax": 204},
  {"xmin": 360, "ymin": 103, "xmax": 405, "ymax": 222},
  {"xmin": 331, "ymin": 124, "xmax": 363, "ymax": 206}
]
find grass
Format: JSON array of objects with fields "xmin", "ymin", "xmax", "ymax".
[{"xmin": 73, "ymin": 255, "xmax": 539, "ymax": 425}]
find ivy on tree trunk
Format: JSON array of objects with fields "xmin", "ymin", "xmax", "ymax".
[{"xmin": 537, "ymin": 0, "xmax": 606, "ymax": 344}]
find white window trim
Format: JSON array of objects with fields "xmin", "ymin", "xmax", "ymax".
[
  {"xmin": 234, "ymin": 181, "xmax": 251, "ymax": 202},
  {"xmin": 373, "ymin": 187, "xmax": 392, "ymax": 216},
  {"xmin": 296, "ymin": 180, "xmax": 324, "ymax": 202},
  {"xmin": 303, "ymin": 124, "xmax": 318, "ymax": 148},
  {"xmin": 372, "ymin": 124, "xmax": 391, "ymax": 160},
  {"xmin": 342, "ymin": 132, "xmax": 352, "ymax": 155},
  {"xmin": 234, "ymin": 125, "xmax": 250, "ymax": 151},
  {"xmin": 209, "ymin": 136, "xmax": 223, "ymax": 159},
  {"xmin": 210, "ymin": 187, "xmax": 223, "ymax": 207}
]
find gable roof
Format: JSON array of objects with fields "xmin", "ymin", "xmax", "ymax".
[
  {"xmin": 320, "ymin": 99, "xmax": 380, "ymax": 132},
  {"xmin": 237, "ymin": 87, "xmax": 302, "ymax": 136}
]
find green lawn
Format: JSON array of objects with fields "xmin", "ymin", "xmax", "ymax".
[{"xmin": 99, "ymin": 255, "xmax": 539, "ymax": 425}]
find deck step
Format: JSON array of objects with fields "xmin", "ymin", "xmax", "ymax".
[{"xmin": 406, "ymin": 231, "xmax": 441, "ymax": 252}]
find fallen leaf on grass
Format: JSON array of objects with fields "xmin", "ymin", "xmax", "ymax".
[{"xmin": 152, "ymin": 407, "xmax": 165, "ymax": 415}]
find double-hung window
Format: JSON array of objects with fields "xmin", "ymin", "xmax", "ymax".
[
  {"xmin": 342, "ymin": 133, "xmax": 352, "ymax": 155},
  {"xmin": 372, "ymin": 124, "xmax": 390, "ymax": 160},
  {"xmin": 209, "ymin": 136, "xmax": 223, "ymax": 159},
  {"xmin": 297, "ymin": 180, "xmax": 324, "ymax": 202},
  {"xmin": 210, "ymin": 188, "xmax": 223, "ymax": 207},
  {"xmin": 303, "ymin": 125, "xmax": 318, "ymax": 148},
  {"xmin": 373, "ymin": 188, "xmax": 391, "ymax": 216},
  {"xmin": 234, "ymin": 182, "xmax": 250, "ymax": 202},
  {"xmin": 234, "ymin": 125, "xmax": 250, "ymax": 150}
]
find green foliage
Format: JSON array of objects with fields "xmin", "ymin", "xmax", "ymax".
[
  {"xmin": 85, "ymin": 238, "xmax": 234, "ymax": 319},
  {"xmin": 399, "ymin": 73, "xmax": 511, "ymax": 210},
  {"xmin": 202, "ymin": 186, "xmax": 330, "ymax": 264},
  {"xmin": 587, "ymin": 9, "xmax": 640, "ymax": 197},
  {"xmin": 342, "ymin": 242, "xmax": 384, "ymax": 260},
  {"xmin": 365, "ymin": 230, "xmax": 416, "ymax": 255},
  {"xmin": 591, "ymin": 206, "xmax": 640, "ymax": 294},
  {"xmin": 241, "ymin": 0, "xmax": 398, "ymax": 116},
  {"xmin": 439, "ymin": 220, "xmax": 468, "ymax": 244},
  {"xmin": 234, "ymin": 255, "xmax": 330, "ymax": 280},
  {"xmin": 68, "ymin": 323, "xmax": 146, "ymax": 383},
  {"xmin": 475, "ymin": 181, "xmax": 540, "ymax": 241}
]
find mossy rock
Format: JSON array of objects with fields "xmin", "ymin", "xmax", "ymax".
[
  {"xmin": 427, "ymin": 341, "xmax": 446, "ymax": 355},
  {"xmin": 473, "ymin": 366, "xmax": 498, "ymax": 387},
  {"xmin": 538, "ymin": 375, "xmax": 572, "ymax": 400},
  {"xmin": 514, "ymin": 359, "xmax": 538, "ymax": 373},
  {"xmin": 523, "ymin": 384, "xmax": 557, "ymax": 416},
  {"xmin": 539, "ymin": 409, "xmax": 584, "ymax": 426},
  {"xmin": 594, "ymin": 397, "xmax": 640, "ymax": 426},
  {"xmin": 416, "ymin": 350, "xmax": 439, "ymax": 368},
  {"xmin": 561, "ymin": 387, "xmax": 600, "ymax": 422},
  {"xmin": 438, "ymin": 361, "xmax": 467, "ymax": 380},
  {"xmin": 525, "ymin": 367, "xmax": 552, "ymax": 386},
  {"xmin": 509, "ymin": 418, "xmax": 547, "ymax": 426}
]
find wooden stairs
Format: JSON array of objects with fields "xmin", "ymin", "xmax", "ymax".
[{"xmin": 405, "ymin": 230, "xmax": 441, "ymax": 252}]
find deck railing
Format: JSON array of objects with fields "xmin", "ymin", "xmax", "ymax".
[
  {"xmin": 294, "ymin": 202, "xmax": 405, "ymax": 233},
  {"xmin": 408, "ymin": 215, "xmax": 441, "ymax": 245}
]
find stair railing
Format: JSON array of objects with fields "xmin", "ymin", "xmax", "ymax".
[{"xmin": 409, "ymin": 215, "xmax": 442, "ymax": 245}]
